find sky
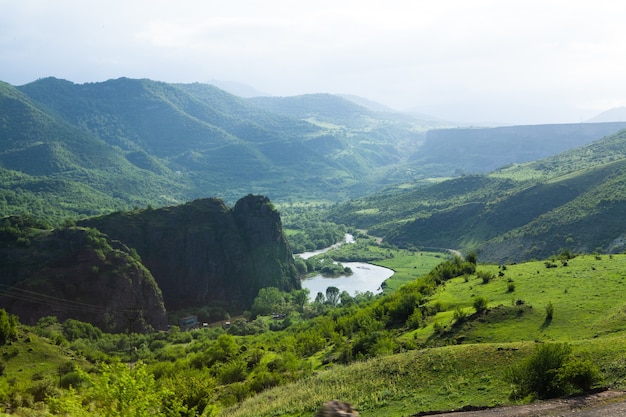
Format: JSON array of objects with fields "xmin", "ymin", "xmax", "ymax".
[{"xmin": 2, "ymin": 0, "xmax": 626, "ymax": 125}]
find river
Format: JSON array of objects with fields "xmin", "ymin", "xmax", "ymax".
[{"xmin": 295, "ymin": 234, "xmax": 394, "ymax": 300}]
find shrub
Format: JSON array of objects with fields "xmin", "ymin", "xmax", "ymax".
[
  {"xmin": 509, "ymin": 343, "xmax": 569, "ymax": 399},
  {"xmin": 545, "ymin": 302, "xmax": 554, "ymax": 321},
  {"xmin": 217, "ymin": 359, "xmax": 248, "ymax": 385},
  {"xmin": 473, "ymin": 296, "xmax": 488, "ymax": 314},
  {"xmin": 0, "ymin": 309, "xmax": 18, "ymax": 345},
  {"xmin": 453, "ymin": 307, "xmax": 468, "ymax": 323},
  {"xmin": 558, "ymin": 355, "xmax": 601, "ymax": 392},
  {"xmin": 407, "ymin": 309, "xmax": 423, "ymax": 330},
  {"xmin": 477, "ymin": 270, "xmax": 494, "ymax": 284},
  {"xmin": 507, "ymin": 282, "xmax": 516, "ymax": 292}
]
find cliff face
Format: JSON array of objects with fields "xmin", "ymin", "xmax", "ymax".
[
  {"xmin": 0, "ymin": 223, "xmax": 167, "ymax": 332},
  {"xmin": 80, "ymin": 195, "xmax": 300, "ymax": 310}
]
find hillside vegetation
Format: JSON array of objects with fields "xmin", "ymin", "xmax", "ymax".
[
  {"xmin": 2, "ymin": 248, "xmax": 626, "ymax": 416},
  {"xmin": 0, "ymin": 78, "xmax": 430, "ymax": 223},
  {"xmin": 2, "ymin": 78, "xmax": 625, "ymax": 225},
  {"xmin": 330, "ymin": 129, "xmax": 626, "ymax": 262}
]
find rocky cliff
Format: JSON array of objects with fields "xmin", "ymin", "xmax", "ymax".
[
  {"xmin": 0, "ymin": 218, "xmax": 167, "ymax": 332},
  {"xmin": 80, "ymin": 195, "xmax": 300, "ymax": 310}
]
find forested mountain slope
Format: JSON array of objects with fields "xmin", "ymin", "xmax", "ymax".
[
  {"xmin": 330, "ymin": 129, "xmax": 626, "ymax": 262},
  {"xmin": 79, "ymin": 195, "xmax": 300, "ymax": 311},
  {"xmin": 2, "ymin": 77, "xmax": 626, "ymax": 225},
  {"xmin": 0, "ymin": 216, "xmax": 167, "ymax": 331}
]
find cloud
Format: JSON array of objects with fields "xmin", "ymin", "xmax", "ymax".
[{"xmin": 1, "ymin": 0, "xmax": 626, "ymax": 123}]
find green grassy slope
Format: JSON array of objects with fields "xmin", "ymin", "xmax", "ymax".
[
  {"xmin": 16, "ymin": 78, "xmax": 386, "ymax": 198},
  {"xmin": 224, "ymin": 254, "xmax": 626, "ymax": 417},
  {"xmin": 0, "ymin": 82, "xmax": 189, "ymax": 221},
  {"xmin": 330, "ymin": 129, "xmax": 626, "ymax": 262}
]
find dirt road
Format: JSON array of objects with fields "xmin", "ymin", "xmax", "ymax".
[{"xmin": 414, "ymin": 390, "xmax": 626, "ymax": 417}]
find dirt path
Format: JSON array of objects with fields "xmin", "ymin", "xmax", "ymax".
[{"xmin": 413, "ymin": 390, "xmax": 626, "ymax": 417}]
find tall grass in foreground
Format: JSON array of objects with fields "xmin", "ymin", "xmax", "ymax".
[{"xmin": 223, "ymin": 335, "xmax": 626, "ymax": 417}]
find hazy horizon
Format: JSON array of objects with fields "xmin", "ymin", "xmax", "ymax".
[{"xmin": 2, "ymin": 0, "xmax": 626, "ymax": 125}]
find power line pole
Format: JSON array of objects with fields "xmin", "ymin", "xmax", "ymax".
[{"xmin": 123, "ymin": 308, "xmax": 142, "ymax": 363}]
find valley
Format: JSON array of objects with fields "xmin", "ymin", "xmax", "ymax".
[{"xmin": 1, "ymin": 77, "xmax": 626, "ymax": 416}]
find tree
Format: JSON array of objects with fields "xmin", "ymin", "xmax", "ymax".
[
  {"xmin": 0, "ymin": 309, "xmax": 18, "ymax": 345},
  {"xmin": 292, "ymin": 289, "xmax": 310, "ymax": 312},
  {"xmin": 340, "ymin": 290, "xmax": 354, "ymax": 306},
  {"xmin": 473, "ymin": 296, "xmax": 488, "ymax": 314},
  {"xmin": 465, "ymin": 249, "xmax": 478, "ymax": 264},
  {"xmin": 314, "ymin": 292, "xmax": 325, "ymax": 304},
  {"xmin": 251, "ymin": 287, "xmax": 285, "ymax": 316},
  {"xmin": 326, "ymin": 286, "xmax": 340, "ymax": 306},
  {"xmin": 48, "ymin": 361, "xmax": 169, "ymax": 417}
]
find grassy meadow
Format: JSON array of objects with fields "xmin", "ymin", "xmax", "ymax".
[
  {"xmin": 3, "ymin": 249, "xmax": 626, "ymax": 416},
  {"xmin": 224, "ymin": 253, "xmax": 626, "ymax": 417}
]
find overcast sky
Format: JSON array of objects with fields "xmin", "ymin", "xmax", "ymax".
[{"xmin": 2, "ymin": 0, "xmax": 626, "ymax": 124}]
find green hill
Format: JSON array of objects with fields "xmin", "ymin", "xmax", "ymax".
[
  {"xmin": 412, "ymin": 122, "xmax": 626, "ymax": 175},
  {"xmin": 0, "ymin": 80, "xmax": 191, "ymax": 219},
  {"xmin": 3, "ymin": 77, "xmax": 626, "ymax": 224},
  {"xmin": 330, "ymin": 129, "xmax": 626, "ymax": 262},
  {"xmin": 3, "ymin": 249, "xmax": 626, "ymax": 416},
  {"xmin": 79, "ymin": 195, "xmax": 300, "ymax": 311}
]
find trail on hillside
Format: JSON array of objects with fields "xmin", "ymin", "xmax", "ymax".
[{"xmin": 413, "ymin": 390, "xmax": 626, "ymax": 417}]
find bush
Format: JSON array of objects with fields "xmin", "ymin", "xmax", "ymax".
[
  {"xmin": 453, "ymin": 307, "xmax": 468, "ymax": 323},
  {"xmin": 472, "ymin": 296, "xmax": 488, "ymax": 314},
  {"xmin": 477, "ymin": 270, "xmax": 494, "ymax": 284},
  {"xmin": 545, "ymin": 302, "xmax": 554, "ymax": 321},
  {"xmin": 0, "ymin": 309, "xmax": 18, "ymax": 345},
  {"xmin": 507, "ymin": 343, "xmax": 600, "ymax": 400}
]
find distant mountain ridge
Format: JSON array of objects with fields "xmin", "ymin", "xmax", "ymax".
[
  {"xmin": 2, "ymin": 76, "xmax": 626, "ymax": 226},
  {"xmin": 587, "ymin": 106, "xmax": 626, "ymax": 123},
  {"xmin": 0, "ymin": 77, "xmax": 433, "ymax": 222},
  {"xmin": 330, "ymin": 128, "xmax": 626, "ymax": 262}
]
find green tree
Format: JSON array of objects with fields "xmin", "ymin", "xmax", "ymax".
[
  {"xmin": 465, "ymin": 249, "xmax": 478, "ymax": 264},
  {"xmin": 0, "ymin": 309, "xmax": 18, "ymax": 345},
  {"xmin": 292, "ymin": 288, "xmax": 310, "ymax": 312},
  {"xmin": 326, "ymin": 286, "xmax": 340, "ymax": 306},
  {"xmin": 473, "ymin": 296, "xmax": 488, "ymax": 314},
  {"xmin": 48, "ymin": 361, "xmax": 170, "ymax": 417},
  {"xmin": 251, "ymin": 287, "xmax": 285, "ymax": 316}
]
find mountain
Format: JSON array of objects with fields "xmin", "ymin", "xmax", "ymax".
[
  {"xmin": 0, "ymin": 216, "xmax": 167, "ymax": 332},
  {"xmin": 0, "ymin": 194, "xmax": 298, "ymax": 328},
  {"xmin": 587, "ymin": 107, "xmax": 626, "ymax": 123},
  {"xmin": 3, "ymin": 77, "xmax": 626, "ymax": 225},
  {"xmin": 330, "ymin": 128, "xmax": 626, "ymax": 263},
  {"xmin": 79, "ymin": 195, "xmax": 300, "ymax": 311},
  {"xmin": 0, "ymin": 77, "xmax": 432, "ymax": 222},
  {"xmin": 0, "ymin": 80, "xmax": 191, "ymax": 218},
  {"xmin": 206, "ymin": 79, "xmax": 269, "ymax": 98},
  {"xmin": 410, "ymin": 122, "xmax": 626, "ymax": 176}
]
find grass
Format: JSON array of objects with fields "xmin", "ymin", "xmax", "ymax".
[
  {"xmin": 223, "ymin": 254, "xmax": 626, "ymax": 417},
  {"xmin": 223, "ymin": 335, "xmax": 626, "ymax": 417},
  {"xmin": 374, "ymin": 251, "xmax": 450, "ymax": 291},
  {"xmin": 0, "ymin": 328, "xmax": 87, "ymax": 400},
  {"xmin": 5, "ymin": 252, "xmax": 626, "ymax": 417},
  {"xmin": 221, "ymin": 342, "xmax": 526, "ymax": 417},
  {"xmin": 415, "ymin": 255, "xmax": 626, "ymax": 344}
]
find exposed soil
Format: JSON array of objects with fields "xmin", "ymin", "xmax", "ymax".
[{"xmin": 413, "ymin": 390, "xmax": 626, "ymax": 417}]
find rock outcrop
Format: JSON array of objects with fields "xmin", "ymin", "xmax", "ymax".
[
  {"xmin": 0, "ymin": 221, "xmax": 167, "ymax": 332},
  {"xmin": 80, "ymin": 195, "xmax": 300, "ymax": 310},
  {"xmin": 315, "ymin": 400, "xmax": 359, "ymax": 417}
]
